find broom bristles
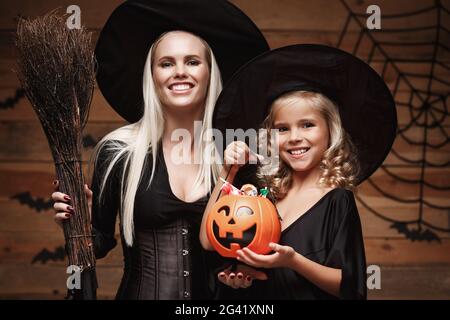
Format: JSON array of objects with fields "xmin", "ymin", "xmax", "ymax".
[{"xmin": 15, "ymin": 10, "xmax": 97, "ymax": 271}]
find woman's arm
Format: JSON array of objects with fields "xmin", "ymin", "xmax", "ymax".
[
  {"xmin": 89, "ymin": 144, "xmax": 122, "ymax": 259},
  {"xmin": 52, "ymin": 148, "xmax": 120, "ymax": 259}
]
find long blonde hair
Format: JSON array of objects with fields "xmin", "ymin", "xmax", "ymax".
[
  {"xmin": 257, "ymin": 90, "xmax": 359, "ymax": 200},
  {"xmin": 91, "ymin": 31, "xmax": 222, "ymax": 246}
]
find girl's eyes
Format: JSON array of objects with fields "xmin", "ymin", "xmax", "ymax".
[
  {"xmin": 274, "ymin": 122, "xmax": 315, "ymax": 131},
  {"xmin": 302, "ymin": 122, "xmax": 314, "ymax": 128}
]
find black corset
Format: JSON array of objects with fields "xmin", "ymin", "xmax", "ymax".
[{"xmin": 115, "ymin": 219, "xmax": 211, "ymax": 300}]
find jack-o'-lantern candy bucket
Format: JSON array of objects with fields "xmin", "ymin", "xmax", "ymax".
[{"xmin": 206, "ymin": 193, "xmax": 281, "ymax": 258}]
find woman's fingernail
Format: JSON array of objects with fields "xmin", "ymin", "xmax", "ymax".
[
  {"xmin": 52, "ymin": 180, "xmax": 58, "ymax": 185},
  {"xmin": 64, "ymin": 195, "xmax": 71, "ymax": 201},
  {"xmin": 65, "ymin": 213, "xmax": 70, "ymax": 218},
  {"xmin": 230, "ymin": 274, "xmax": 235, "ymax": 279},
  {"xmin": 237, "ymin": 274, "xmax": 243, "ymax": 279},
  {"xmin": 67, "ymin": 206, "xmax": 74, "ymax": 212},
  {"xmin": 246, "ymin": 276, "xmax": 251, "ymax": 281},
  {"xmin": 219, "ymin": 273, "xmax": 225, "ymax": 278}
]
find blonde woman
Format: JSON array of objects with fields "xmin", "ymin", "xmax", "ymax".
[{"xmin": 51, "ymin": 0, "xmax": 268, "ymax": 300}]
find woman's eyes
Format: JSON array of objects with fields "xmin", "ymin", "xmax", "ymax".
[
  {"xmin": 160, "ymin": 61, "xmax": 173, "ymax": 68},
  {"xmin": 159, "ymin": 60, "xmax": 200, "ymax": 68},
  {"xmin": 302, "ymin": 122, "xmax": 314, "ymax": 128},
  {"xmin": 187, "ymin": 59, "xmax": 200, "ymax": 66},
  {"xmin": 278, "ymin": 127, "xmax": 289, "ymax": 132}
]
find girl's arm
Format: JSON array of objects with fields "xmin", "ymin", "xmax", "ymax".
[
  {"xmin": 200, "ymin": 164, "xmax": 269, "ymax": 287},
  {"xmin": 200, "ymin": 140, "xmax": 255, "ymax": 250},
  {"xmin": 288, "ymin": 252, "xmax": 341, "ymax": 297},
  {"xmin": 200, "ymin": 141, "xmax": 268, "ymax": 288},
  {"xmin": 237, "ymin": 244, "xmax": 342, "ymax": 297},
  {"xmin": 199, "ymin": 165, "xmax": 239, "ymax": 250},
  {"xmin": 237, "ymin": 190, "xmax": 366, "ymax": 298},
  {"xmin": 289, "ymin": 191, "xmax": 365, "ymax": 298}
]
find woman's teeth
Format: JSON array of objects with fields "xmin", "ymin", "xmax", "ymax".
[{"xmin": 170, "ymin": 83, "xmax": 192, "ymax": 91}]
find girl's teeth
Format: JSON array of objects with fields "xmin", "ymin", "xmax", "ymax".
[{"xmin": 290, "ymin": 148, "xmax": 308, "ymax": 155}]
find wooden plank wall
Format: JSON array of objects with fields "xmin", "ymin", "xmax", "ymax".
[{"xmin": 0, "ymin": 0, "xmax": 449, "ymax": 299}]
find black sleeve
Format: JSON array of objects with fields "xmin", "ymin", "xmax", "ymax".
[
  {"xmin": 90, "ymin": 142, "xmax": 124, "ymax": 259},
  {"xmin": 325, "ymin": 190, "xmax": 367, "ymax": 300}
]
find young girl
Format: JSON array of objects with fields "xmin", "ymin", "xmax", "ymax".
[
  {"xmin": 202, "ymin": 90, "xmax": 366, "ymax": 299},
  {"xmin": 201, "ymin": 44, "xmax": 397, "ymax": 299}
]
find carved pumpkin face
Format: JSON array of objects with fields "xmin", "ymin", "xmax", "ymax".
[{"xmin": 206, "ymin": 195, "xmax": 281, "ymax": 258}]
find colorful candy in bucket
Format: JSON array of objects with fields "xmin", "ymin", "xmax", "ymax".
[
  {"xmin": 220, "ymin": 178, "xmax": 243, "ymax": 195},
  {"xmin": 206, "ymin": 180, "xmax": 281, "ymax": 258},
  {"xmin": 241, "ymin": 184, "xmax": 258, "ymax": 196}
]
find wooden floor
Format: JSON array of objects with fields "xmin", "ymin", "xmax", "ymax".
[{"xmin": 1, "ymin": 264, "xmax": 449, "ymax": 300}]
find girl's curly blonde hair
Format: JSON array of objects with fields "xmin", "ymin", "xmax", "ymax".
[{"xmin": 257, "ymin": 90, "xmax": 360, "ymax": 201}]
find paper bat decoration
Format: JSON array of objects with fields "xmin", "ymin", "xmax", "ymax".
[
  {"xmin": 0, "ymin": 88, "xmax": 25, "ymax": 110},
  {"xmin": 82, "ymin": 134, "xmax": 98, "ymax": 149},
  {"xmin": 390, "ymin": 222, "xmax": 441, "ymax": 242},
  {"xmin": 31, "ymin": 246, "xmax": 66, "ymax": 264},
  {"xmin": 11, "ymin": 192, "xmax": 53, "ymax": 212}
]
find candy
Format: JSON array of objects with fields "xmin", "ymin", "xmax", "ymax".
[
  {"xmin": 221, "ymin": 183, "xmax": 232, "ymax": 194},
  {"xmin": 240, "ymin": 184, "xmax": 258, "ymax": 196},
  {"xmin": 259, "ymin": 187, "xmax": 269, "ymax": 198},
  {"xmin": 220, "ymin": 178, "xmax": 243, "ymax": 195}
]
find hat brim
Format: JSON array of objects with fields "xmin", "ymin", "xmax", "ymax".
[
  {"xmin": 95, "ymin": 0, "xmax": 269, "ymax": 123},
  {"xmin": 213, "ymin": 44, "xmax": 397, "ymax": 183}
]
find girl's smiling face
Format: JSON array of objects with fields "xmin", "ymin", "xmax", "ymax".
[{"xmin": 272, "ymin": 98, "xmax": 330, "ymax": 173}]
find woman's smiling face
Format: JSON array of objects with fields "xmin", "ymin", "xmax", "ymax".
[
  {"xmin": 152, "ymin": 31, "xmax": 210, "ymax": 113},
  {"xmin": 272, "ymin": 98, "xmax": 330, "ymax": 173}
]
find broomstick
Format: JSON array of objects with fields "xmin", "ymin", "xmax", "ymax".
[{"xmin": 15, "ymin": 10, "xmax": 97, "ymax": 300}]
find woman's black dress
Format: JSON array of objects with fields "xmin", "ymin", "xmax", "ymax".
[
  {"xmin": 90, "ymin": 143, "xmax": 220, "ymax": 300},
  {"xmin": 217, "ymin": 188, "xmax": 367, "ymax": 300}
]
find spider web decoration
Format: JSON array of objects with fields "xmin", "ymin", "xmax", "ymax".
[{"xmin": 337, "ymin": 0, "xmax": 450, "ymax": 242}]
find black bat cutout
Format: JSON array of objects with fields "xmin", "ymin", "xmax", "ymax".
[
  {"xmin": 390, "ymin": 222, "xmax": 441, "ymax": 243},
  {"xmin": 82, "ymin": 134, "xmax": 99, "ymax": 149},
  {"xmin": 0, "ymin": 88, "xmax": 25, "ymax": 110},
  {"xmin": 31, "ymin": 246, "xmax": 66, "ymax": 264},
  {"xmin": 11, "ymin": 192, "xmax": 53, "ymax": 212}
]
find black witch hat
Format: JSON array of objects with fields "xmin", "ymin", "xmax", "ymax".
[
  {"xmin": 95, "ymin": 0, "xmax": 269, "ymax": 123},
  {"xmin": 213, "ymin": 44, "xmax": 398, "ymax": 183}
]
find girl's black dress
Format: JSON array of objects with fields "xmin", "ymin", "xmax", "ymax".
[
  {"xmin": 217, "ymin": 188, "xmax": 367, "ymax": 300},
  {"xmin": 90, "ymin": 143, "xmax": 220, "ymax": 300}
]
